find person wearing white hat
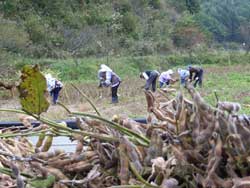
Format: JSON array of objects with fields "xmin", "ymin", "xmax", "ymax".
[
  {"xmin": 98, "ymin": 64, "xmax": 121, "ymax": 103},
  {"xmin": 45, "ymin": 74, "xmax": 63, "ymax": 104},
  {"xmin": 158, "ymin": 69, "xmax": 175, "ymax": 88}
]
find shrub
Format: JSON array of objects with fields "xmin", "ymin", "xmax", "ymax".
[
  {"xmin": 24, "ymin": 14, "xmax": 47, "ymax": 44},
  {"xmin": 149, "ymin": 0, "xmax": 161, "ymax": 9},
  {"xmin": 113, "ymin": 0, "xmax": 131, "ymax": 14},
  {"xmin": 1, "ymin": 0, "xmax": 18, "ymax": 17},
  {"xmin": 172, "ymin": 26, "xmax": 205, "ymax": 49},
  {"xmin": 0, "ymin": 19, "xmax": 29, "ymax": 53},
  {"xmin": 121, "ymin": 13, "xmax": 137, "ymax": 35}
]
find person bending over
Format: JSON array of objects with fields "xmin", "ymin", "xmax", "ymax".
[
  {"xmin": 188, "ymin": 65, "xmax": 203, "ymax": 87},
  {"xmin": 178, "ymin": 68, "xmax": 190, "ymax": 86},
  {"xmin": 158, "ymin": 69, "xmax": 175, "ymax": 88},
  {"xmin": 45, "ymin": 74, "xmax": 63, "ymax": 105},
  {"xmin": 98, "ymin": 64, "xmax": 121, "ymax": 104},
  {"xmin": 140, "ymin": 70, "xmax": 159, "ymax": 92}
]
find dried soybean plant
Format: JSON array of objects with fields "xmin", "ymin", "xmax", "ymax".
[
  {"xmin": 1, "ymin": 81, "xmax": 250, "ymax": 187},
  {"xmin": 143, "ymin": 84, "xmax": 250, "ymax": 188}
]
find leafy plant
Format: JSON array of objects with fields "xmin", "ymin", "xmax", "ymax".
[{"xmin": 18, "ymin": 64, "xmax": 49, "ymax": 115}]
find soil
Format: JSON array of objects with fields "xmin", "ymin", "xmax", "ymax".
[{"xmin": 0, "ymin": 96, "xmax": 147, "ymax": 121}]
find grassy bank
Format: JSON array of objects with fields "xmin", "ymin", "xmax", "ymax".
[
  {"xmin": 11, "ymin": 50, "xmax": 250, "ymax": 82},
  {"xmin": 0, "ymin": 52, "xmax": 250, "ymax": 121}
]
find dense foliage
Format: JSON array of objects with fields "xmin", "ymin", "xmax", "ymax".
[
  {"xmin": 197, "ymin": 0, "xmax": 250, "ymax": 44},
  {"xmin": 0, "ymin": 0, "xmax": 249, "ymax": 59},
  {"xmin": 0, "ymin": 0, "xmax": 249, "ymax": 82}
]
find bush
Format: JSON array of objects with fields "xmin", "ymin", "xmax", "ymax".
[
  {"xmin": 172, "ymin": 26, "xmax": 205, "ymax": 49},
  {"xmin": 113, "ymin": 0, "xmax": 131, "ymax": 14},
  {"xmin": 149, "ymin": 0, "xmax": 161, "ymax": 9},
  {"xmin": 1, "ymin": 0, "xmax": 18, "ymax": 17},
  {"xmin": 84, "ymin": 5, "xmax": 108, "ymax": 25},
  {"xmin": 121, "ymin": 13, "xmax": 137, "ymax": 35},
  {"xmin": 0, "ymin": 19, "xmax": 29, "ymax": 53},
  {"xmin": 131, "ymin": 41, "xmax": 155, "ymax": 56},
  {"xmin": 156, "ymin": 40, "xmax": 174, "ymax": 54},
  {"xmin": 24, "ymin": 14, "xmax": 47, "ymax": 44}
]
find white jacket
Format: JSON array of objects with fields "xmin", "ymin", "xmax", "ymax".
[{"xmin": 45, "ymin": 74, "xmax": 63, "ymax": 92}]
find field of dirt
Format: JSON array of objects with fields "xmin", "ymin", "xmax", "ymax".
[
  {"xmin": 0, "ymin": 78, "xmax": 148, "ymax": 121},
  {"xmin": 1, "ymin": 64, "xmax": 250, "ymax": 121}
]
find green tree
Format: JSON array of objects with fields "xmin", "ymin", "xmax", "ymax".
[
  {"xmin": 186, "ymin": 0, "xmax": 200, "ymax": 14},
  {"xmin": 197, "ymin": 0, "xmax": 250, "ymax": 43}
]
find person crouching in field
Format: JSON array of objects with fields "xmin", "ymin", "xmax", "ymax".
[
  {"xmin": 140, "ymin": 70, "xmax": 160, "ymax": 92},
  {"xmin": 188, "ymin": 65, "xmax": 204, "ymax": 88},
  {"xmin": 178, "ymin": 68, "xmax": 190, "ymax": 86},
  {"xmin": 45, "ymin": 74, "xmax": 63, "ymax": 105},
  {"xmin": 158, "ymin": 69, "xmax": 175, "ymax": 88},
  {"xmin": 98, "ymin": 64, "xmax": 121, "ymax": 104}
]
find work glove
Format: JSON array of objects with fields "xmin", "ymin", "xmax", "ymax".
[{"xmin": 104, "ymin": 80, "xmax": 111, "ymax": 86}]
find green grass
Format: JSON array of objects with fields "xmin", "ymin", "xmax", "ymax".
[
  {"xmin": 12, "ymin": 51, "xmax": 250, "ymax": 82},
  {"xmin": 195, "ymin": 65, "xmax": 250, "ymax": 114},
  {"xmin": 2, "ymin": 52, "xmax": 250, "ymax": 118},
  {"xmin": 57, "ymin": 64, "xmax": 250, "ymax": 114}
]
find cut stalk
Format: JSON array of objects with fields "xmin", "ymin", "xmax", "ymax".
[
  {"xmin": 0, "ymin": 109, "xmax": 118, "ymax": 143},
  {"xmin": 71, "ymin": 111, "xmax": 150, "ymax": 146},
  {"xmin": 71, "ymin": 83, "xmax": 101, "ymax": 116}
]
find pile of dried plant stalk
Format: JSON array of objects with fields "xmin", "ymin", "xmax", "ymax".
[{"xmin": 1, "ymin": 84, "xmax": 250, "ymax": 188}]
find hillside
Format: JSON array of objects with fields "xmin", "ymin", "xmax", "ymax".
[
  {"xmin": 0, "ymin": 0, "xmax": 250, "ymax": 80},
  {"xmin": 1, "ymin": 0, "xmax": 250, "ymax": 58}
]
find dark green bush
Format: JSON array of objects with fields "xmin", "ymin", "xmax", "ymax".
[
  {"xmin": 121, "ymin": 13, "xmax": 137, "ymax": 35},
  {"xmin": 149, "ymin": 0, "xmax": 161, "ymax": 9},
  {"xmin": 113, "ymin": 0, "xmax": 131, "ymax": 14},
  {"xmin": 24, "ymin": 14, "xmax": 47, "ymax": 44},
  {"xmin": 0, "ymin": 21, "xmax": 29, "ymax": 53}
]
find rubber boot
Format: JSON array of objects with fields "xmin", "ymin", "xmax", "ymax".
[{"xmin": 112, "ymin": 96, "xmax": 118, "ymax": 104}]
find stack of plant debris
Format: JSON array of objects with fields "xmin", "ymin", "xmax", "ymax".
[{"xmin": 1, "ymin": 84, "xmax": 250, "ymax": 188}]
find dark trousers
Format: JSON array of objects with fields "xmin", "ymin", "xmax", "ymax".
[
  {"xmin": 159, "ymin": 80, "xmax": 169, "ymax": 88},
  {"xmin": 50, "ymin": 87, "xmax": 62, "ymax": 104},
  {"xmin": 145, "ymin": 71, "xmax": 158, "ymax": 92},
  {"xmin": 194, "ymin": 69, "xmax": 203, "ymax": 87},
  {"xmin": 111, "ymin": 83, "xmax": 120, "ymax": 103}
]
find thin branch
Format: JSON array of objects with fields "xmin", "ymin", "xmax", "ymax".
[
  {"xmin": 71, "ymin": 83, "xmax": 101, "ymax": 116},
  {"xmin": 129, "ymin": 162, "xmax": 159, "ymax": 188}
]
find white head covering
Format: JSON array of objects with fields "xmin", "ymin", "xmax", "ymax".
[
  {"xmin": 99, "ymin": 64, "xmax": 112, "ymax": 72},
  {"xmin": 45, "ymin": 73, "xmax": 52, "ymax": 80},
  {"xmin": 167, "ymin": 69, "xmax": 174, "ymax": 75},
  {"xmin": 44, "ymin": 74, "xmax": 56, "ymax": 92}
]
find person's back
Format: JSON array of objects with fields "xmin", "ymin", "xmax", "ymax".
[
  {"xmin": 45, "ymin": 74, "xmax": 63, "ymax": 104},
  {"xmin": 189, "ymin": 66, "xmax": 202, "ymax": 75},
  {"xmin": 188, "ymin": 65, "xmax": 203, "ymax": 87},
  {"xmin": 140, "ymin": 70, "xmax": 159, "ymax": 92},
  {"xmin": 98, "ymin": 64, "xmax": 121, "ymax": 103},
  {"xmin": 178, "ymin": 69, "xmax": 190, "ymax": 85},
  {"xmin": 159, "ymin": 69, "xmax": 174, "ymax": 88},
  {"xmin": 159, "ymin": 71, "xmax": 171, "ymax": 82},
  {"xmin": 98, "ymin": 70, "xmax": 120, "ymax": 87}
]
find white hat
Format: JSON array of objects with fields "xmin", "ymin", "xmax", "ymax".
[
  {"xmin": 45, "ymin": 73, "xmax": 52, "ymax": 80},
  {"xmin": 167, "ymin": 69, "xmax": 174, "ymax": 75},
  {"xmin": 99, "ymin": 64, "xmax": 112, "ymax": 72}
]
